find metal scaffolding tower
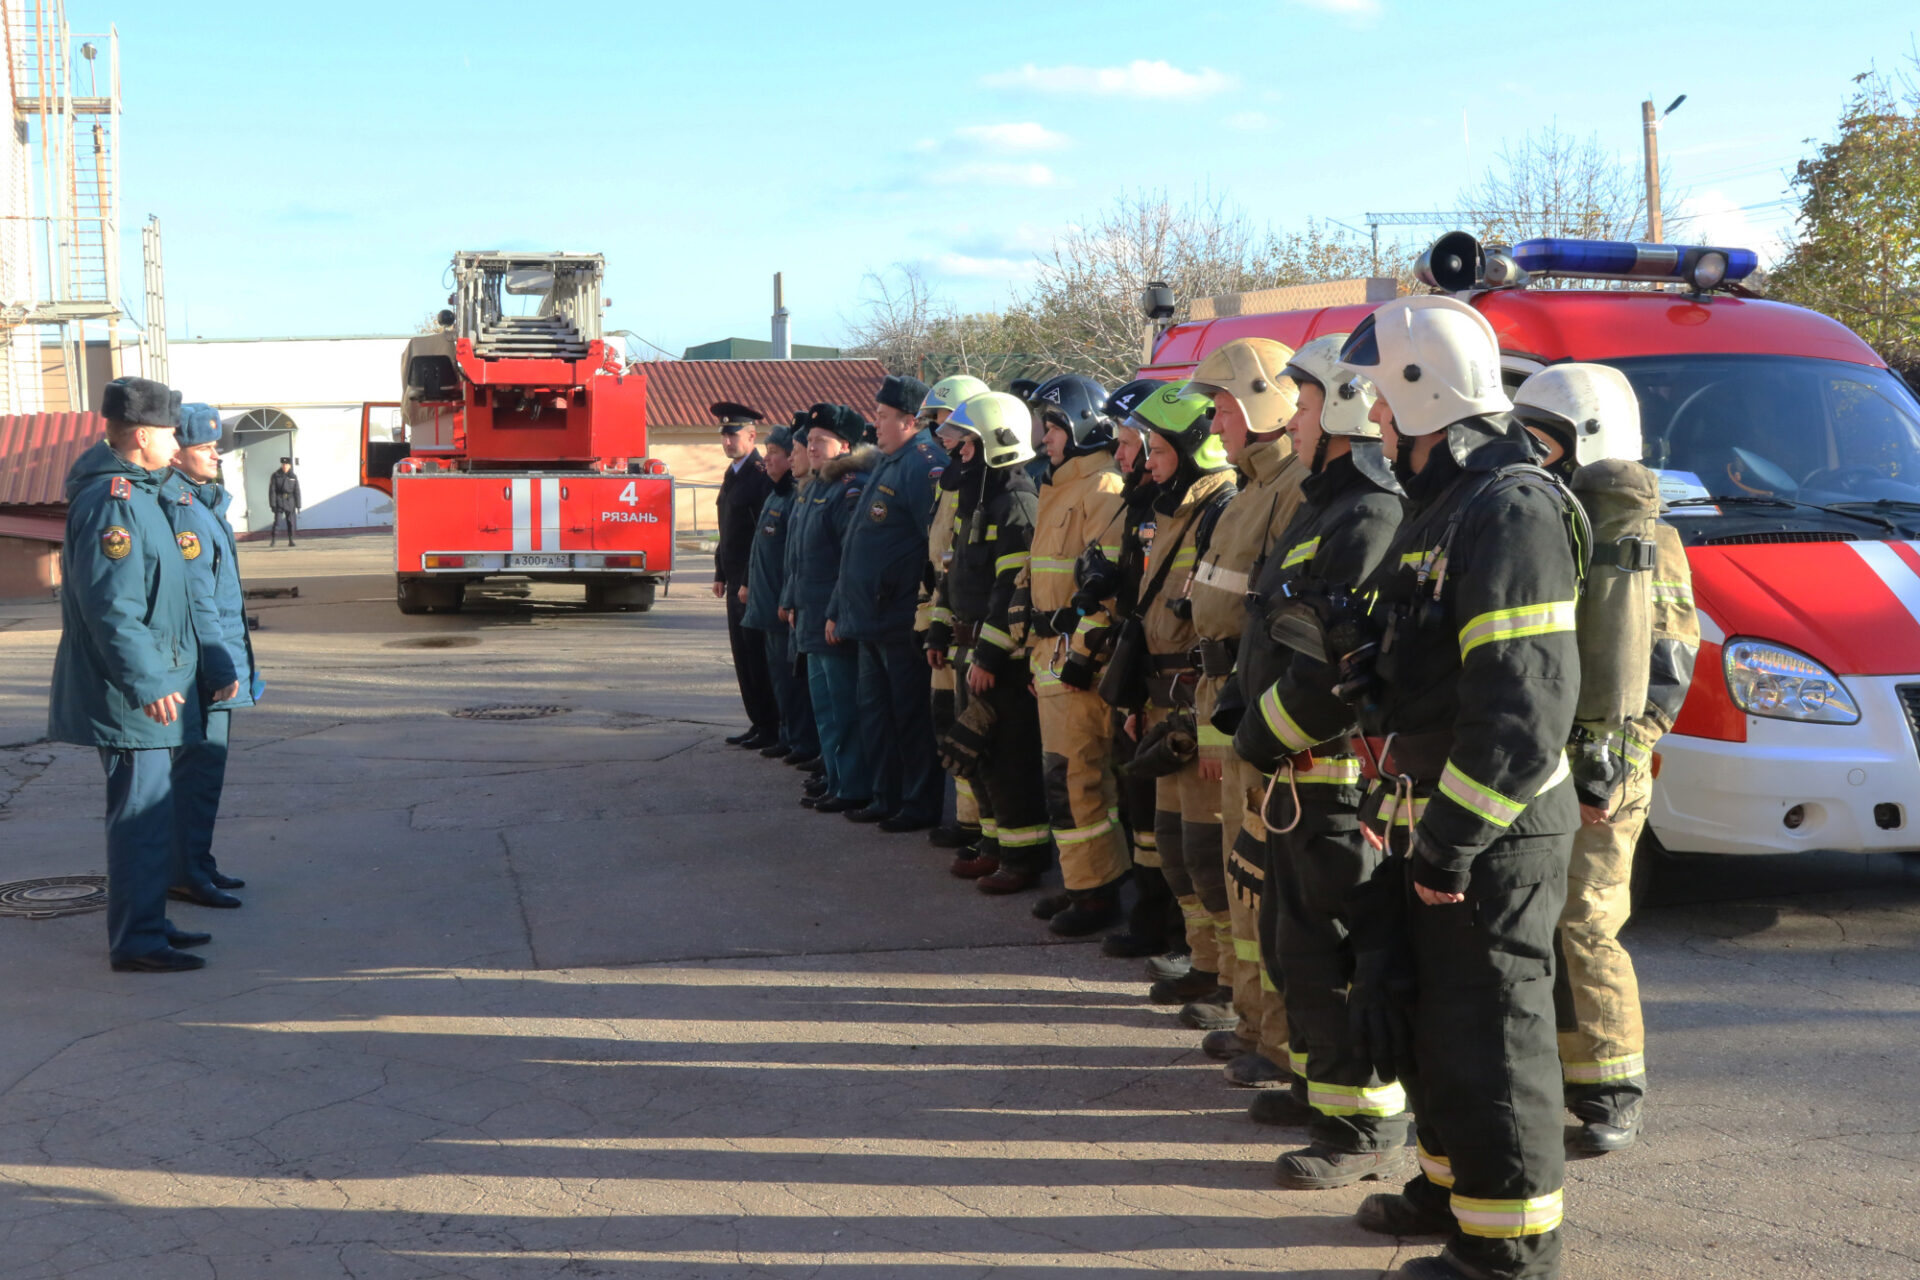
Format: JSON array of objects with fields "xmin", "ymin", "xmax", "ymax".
[{"xmin": 3, "ymin": 0, "xmax": 122, "ymax": 413}]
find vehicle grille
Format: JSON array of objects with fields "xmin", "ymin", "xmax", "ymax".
[
  {"xmin": 1696, "ymin": 531, "xmax": 1859, "ymax": 546},
  {"xmin": 1898, "ymin": 685, "xmax": 1920, "ymax": 760}
]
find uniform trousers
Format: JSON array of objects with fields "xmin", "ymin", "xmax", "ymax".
[
  {"xmin": 269, "ymin": 510, "xmax": 297, "ymax": 544},
  {"xmin": 1145, "ymin": 702, "xmax": 1226, "ymax": 976},
  {"xmin": 953, "ymin": 653, "xmax": 1050, "ymax": 875},
  {"xmin": 1036, "ymin": 681, "xmax": 1128, "ymax": 892},
  {"xmin": 1554, "ymin": 767, "xmax": 1651, "ymax": 1120},
  {"xmin": 726, "ymin": 587, "xmax": 779, "ymax": 734},
  {"xmin": 171, "ymin": 707, "xmax": 232, "ymax": 892},
  {"xmin": 1400, "ymin": 833, "xmax": 1570, "ymax": 1280},
  {"xmin": 101, "ymin": 747, "xmax": 183, "ymax": 963},
  {"xmin": 1114, "ymin": 710, "xmax": 1179, "ymax": 948},
  {"xmin": 931, "ymin": 661, "xmax": 980, "ymax": 833},
  {"xmin": 857, "ymin": 636, "xmax": 941, "ymax": 822},
  {"xmin": 805, "ymin": 646, "xmax": 868, "ymax": 804},
  {"xmin": 764, "ymin": 628, "xmax": 818, "ymax": 759},
  {"xmin": 1267, "ymin": 794, "xmax": 1410, "ymax": 1153},
  {"xmin": 1222, "ymin": 756, "xmax": 1288, "ymax": 1061}
]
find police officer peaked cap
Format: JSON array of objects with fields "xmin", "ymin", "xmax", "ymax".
[
  {"xmin": 101, "ymin": 377, "xmax": 175, "ymax": 428},
  {"xmin": 807, "ymin": 402, "xmax": 867, "ymax": 446},
  {"xmin": 712, "ymin": 401, "xmax": 765, "ymax": 434},
  {"xmin": 875, "ymin": 374, "xmax": 930, "ymax": 417},
  {"xmin": 176, "ymin": 402, "xmax": 223, "ymax": 448}
]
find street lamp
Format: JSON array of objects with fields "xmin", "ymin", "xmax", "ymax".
[{"xmin": 1642, "ymin": 94, "xmax": 1686, "ymax": 242}]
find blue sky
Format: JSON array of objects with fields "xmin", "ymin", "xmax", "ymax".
[{"xmin": 95, "ymin": 0, "xmax": 1916, "ymax": 356}]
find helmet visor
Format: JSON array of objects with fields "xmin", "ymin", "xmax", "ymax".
[{"xmin": 1339, "ymin": 316, "xmax": 1380, "ymax": 369}]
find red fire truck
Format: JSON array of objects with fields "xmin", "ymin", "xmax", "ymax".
[
  {"xmin": 360, "ymin": 252, "xmax": 673, "ymax": 614},
  {"xmin": 1145, "ymin": 235, "xmax": 1920, "ymax": 863}
]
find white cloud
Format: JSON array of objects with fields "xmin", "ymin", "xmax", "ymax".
[
  {"xmin": 982, "ymin": 59, "xmax": 1236, "ymax": 99},
  {"xmin": 930, "ymin": 252, "xmax": 1037, "ymax": 280},
  {"xmin": 1672, "ymin": 189, "xmax": 1788, "ymax": 261},
  {"xmin": 952, "ymin": 122, "xmax": 1068, "ymax": 152},
  {"xmin": 1224, "ymin": 110, "xmax": 1273, "ymax": 132},
  {"xmin": 925, "ymin": 161, "xmax": 1058, "ymax": 189}
]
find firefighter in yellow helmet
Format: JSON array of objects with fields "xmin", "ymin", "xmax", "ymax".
[{"xmin": 1178, "ymin": 338, "xmax": 1309, "ymax": 1089}]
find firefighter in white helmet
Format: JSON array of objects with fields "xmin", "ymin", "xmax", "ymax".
[
  {"xmin": 917, "ymin": 374, "xmax": 992, "ymax": 853},
  {"xmin": 1179, "ymin": 338, "xmax": 1310, "ymax": 1088},
  {"xmin": 1230, "ymin": 334, "xmax": 1414, "ymax": 1181},
  {"xmin": 1513, "ymin": 363, "xmax": 1697, "ymax": 1157},
  {"xmin": 1335, "ymin": 295, "xmax": 1584, "ymax": 1280},
  {"xmin": 931, "ymin": 392, "xmax": 1050, "ymax": 894}
]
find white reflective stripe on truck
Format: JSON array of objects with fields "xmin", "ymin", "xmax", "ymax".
[
  {"xmin": 511, "ymin": 479, "xmax": 532, "ymax": 552},
  {"xmin": 542, "ymin": 478, "xmax": 561, "ymax": 551}
]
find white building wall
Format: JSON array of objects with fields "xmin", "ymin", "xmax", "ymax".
[{"xmin": 169, "ymin": 336, "xmax": 409, "ymax": 533}]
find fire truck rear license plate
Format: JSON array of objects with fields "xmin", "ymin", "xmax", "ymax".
[{"xmin": 509, "ymin": 554, "xmax": 572, "ymax": 570}]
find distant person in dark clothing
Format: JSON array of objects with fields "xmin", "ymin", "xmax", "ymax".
[
  {"xmin": 711, "ymin": 401, "xmax": 779, "ymax": 748},
  {"xmin": 268, "ymin": 458, "xmax": 301, "ymax": 547}
]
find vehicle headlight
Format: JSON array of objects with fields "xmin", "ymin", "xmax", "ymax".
[{"xmin": 1723, "ymin": 640, "xmax": 1860, "ymax": 724}]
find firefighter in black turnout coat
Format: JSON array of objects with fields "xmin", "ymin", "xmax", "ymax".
[{"xmin": 712, "ymin": 401, "xmax": 779, "ymax": 748}]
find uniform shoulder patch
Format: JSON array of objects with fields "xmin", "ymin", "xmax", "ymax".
[
  {"xmin": 869, "ymin": 499, "xmax": 889, "ymax": 523},
  {"xmin": 178, "ymin": 490, "xmax": 194, "ymax": 505},
  {"xmin": 176, "ymin": 531, "xmax": 202, "ymax": 560},
  {"xmin": 101, "ymin": 525, "xmax": 132, "ymax": 559},
  {"xmin": 930, "ymin": 466, "xmax": 945, "ymax": 479},
  {"xmin": 109, "ymin": 476, "xmax": 132, "ymax": 500}
]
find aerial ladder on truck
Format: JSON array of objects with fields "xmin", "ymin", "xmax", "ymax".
[{"xmin": 359, "ymin": 251, "xmax": 674, "ymax": 614}]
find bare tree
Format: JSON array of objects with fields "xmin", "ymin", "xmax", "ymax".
[
  {"xmin": 1454, "ymin": 123, "xmax": 1681, "ymax": 262},
  {"xmin": 840, "ymin": 264, "xmax": 940, "ymax": 374}
]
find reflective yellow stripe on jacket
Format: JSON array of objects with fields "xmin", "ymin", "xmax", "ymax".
[
  {"xmin": 1282, "ymin": 536, "xmax": 1320, "ymax": 570},
  {"xmin": 1257, "ymin": 684, "xmax": 1316, "ymax": 753},
  {"xmin": 1436, "ymin": 754, "xmax": 1570, "ymax": 829},
  {"xmin": 1457, "ymin": 600, "xmax": 1577, "ymax": 658}
]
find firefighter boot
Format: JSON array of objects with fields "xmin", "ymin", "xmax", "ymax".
[
  {"xmin": 929, "ymin": 822, "xmax": 980, "ymax": 849},
  {"xmin": 1178, "ymin": 985, "xmax": 1238, "ymax": 1031},
  {"xmin": 1032, "ymin": 892, "xmax": 1072, "ymax": 921},
  {"xmin": 1150, "ymin": 967, "xmax": 1218, "ymax": 1005},
  {"xmin": 1202, "ymin": 1029, "xmax": 1250, "ymax": 1062},
  {"xmin": 1048, "ymin": 885, "xmax": 1124, "ymax": 937},
  {"xmin": 1386, "ymin": 1254, "xmax": 1509, "ymax": 1280},
  {"xmin": 1568, "ymin": 1092, "xmax": 1644, "ymax": 1156},
  {"xmin": 1275, "ymin": 1142, "xmax": 1415, "ymax": 1191},
  {"xmin": 1144, "ymin": 950, "xmax": 1193, "ymax": 982},
  {"xmin": 1248, "ymin": 1089, "xmax": 1318, "ymax": 1128},
  {"xmin": 1355, "ymin": 1192, "xmax": 1455, "ymax": 1238},
  {"xmin": 1223, "ymin": 1051, "xmax": 1288, "ymax": 1087}
]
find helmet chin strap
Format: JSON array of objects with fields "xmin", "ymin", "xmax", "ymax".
[{"xmin": 1310, "ymin": 432, "xmax": 1331, "ymax": 474}]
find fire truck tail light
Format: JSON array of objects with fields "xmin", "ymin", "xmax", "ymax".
[
  {"xmin": 424, "ymin": 555, "xmax": 467, "ymax": 569},
  {"xmin": 603, "ymin": 555, "xmax": 643, "ymax": 568},
  {"xmin": 644, "ymin": 458, "xmax": 668, "ymax": 476}
]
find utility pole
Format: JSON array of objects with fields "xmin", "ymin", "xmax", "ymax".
[{"xmin": 1643, "ymin": 94, "xmax": 1685, "ymax": 243}]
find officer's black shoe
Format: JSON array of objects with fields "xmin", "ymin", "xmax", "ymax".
[
  {"xmin": 760, "ymin": 743, "xmax": 792, "ymax": 760},
  {"xmin": 1568, "ymin": 1115, "xmax": 1641, "ymax": 1156},
  {"xmin": 111, "ymin": 947, "xmax": 206, "ymax": 973},
  {"xmin": 787, "ymin": 754, "xmax": 822, "ymax": 771},
  {"xmin": 1248, "ymin": 1088, "xmax": 1317, "ymax": 1127},
  {"xmin": 1049, "ymin": 893, "xmax": 1122, "ymax": 938},
  {"xmin": 210, "ymin": 872, "xmax": 246, "ymax": 890},
  {"xmin": 845, "ymin": 805, "xmax": 892, "ymax": 824},
  {"xmin": 1179, "ymin": 990, "xmax": 1239, "ymax": 1031},
  {"xmin": 738, "ymin": 729, "xmax": 779, "ymax": 751},
  {"xmin": 799, "ymin": 795, "xmax": 818, "ymax": 809},
  {"xmin": 1275, "ymin": 1142, "xmax": 1415, "ymax": 1190},
  {"xmin": 804, "ymin": 775, "xmax": 829, "ymax": 795},
  {"xmin": 168, "ymin": 884, "xmax": 242, "ymax": 909},
  {"xmin": 1149, "ymin": 967, "xmax": 1219, "ymax": 1005},
  {"xmin": 1031, "ymin": 892, "xmax": 1072, "ymax": 921},
  {"xmin": 1101, "ymin": 929, "xmax": 1169, "ymax": 959},
  {"xmin": 1144, "ymin": 950, "xmax": 1193, "ymax": 982},
  {"xmin": 814, "ymin": 796, "xmax": 870, "ymax": 814},
  {"xmin": 927, "ymin": 823, "xmax": 979, "ymax": 849},
  {"xmin": 1355, "ymin": 1192, "xmax": 1455, "ymax": 1238},
  {"xmin": 1224, "ymin": 1050, "xmax": 1288, "ymax": 1086},
  {"xmin": 725, "ymin": 729, "xmax": 756, "ymax": 745},
  {"xmin": 878, "ymin": 813, "xmax": 936, "ymax": 834},
  {"xmin": 165, "ymin": 927, "xmax": 212, "ymax": 949}
]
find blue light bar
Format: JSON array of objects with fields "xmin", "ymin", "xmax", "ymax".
[{"xmin": 1510, "ymin": 238, "xmax": 1758, "ymax": 286}]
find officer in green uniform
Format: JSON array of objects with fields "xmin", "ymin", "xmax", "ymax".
[
  {"xmin": 49, "ymin": 377, "xmax": 234, "ymax": 972},
  {"xmin": 160, "ymin": 403, "xmax": 262, "ymax": 909}
]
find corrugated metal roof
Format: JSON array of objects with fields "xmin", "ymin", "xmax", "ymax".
[
  {"xmin": 0, "ymin": 413, "xmax": 107, "ymax": 506},
  {"xmin": 634, "ymin": 359, "xmax": 888, "ymax": 430},
  {"xmin": 0, "ymin": 505, "xmax": 66, "ymax": 542}
]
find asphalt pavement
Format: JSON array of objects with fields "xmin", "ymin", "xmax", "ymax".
[{"xmin": 0, "ymin": 534, "xmax": 1916, "ymax": 1279}]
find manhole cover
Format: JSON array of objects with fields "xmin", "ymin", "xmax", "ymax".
[
  {"xmin": 450, "ymin": 704, "xmax": 570, "ymax": 721},
  {"xmin": 384, "ymin": 636, "xmax": 482, "ymax": 649},
  {"xmin": 0, "ymin": 875, "xmax": 108, "ymax": 918}
]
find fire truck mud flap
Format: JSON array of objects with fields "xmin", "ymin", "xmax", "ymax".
[
  {"xmin": 397, "ymin": 575, "xmax": 465, "ymax": 615},
  {"xmin": 583, "ymin": 578, "xmax": 657, "ymax": 613}
]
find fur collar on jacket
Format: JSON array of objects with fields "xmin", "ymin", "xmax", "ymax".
[{"xmin": 820, "ymin": 444, "xmax": 880, "ymax": 483}]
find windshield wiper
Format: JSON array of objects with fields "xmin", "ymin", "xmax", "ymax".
[
  {"xmin": 1828, "ymin": 498, "xmax": 1920, "ymax": 515},
  {"xmin": 1668, "ymin": 495, "xmax": 1899, "ymax": 534}
]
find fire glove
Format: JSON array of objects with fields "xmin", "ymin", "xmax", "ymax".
[
  {"xmin": 1123, "ymin": 710, "xmax": 1198, "ymax": 779},
  {"xmin": 1569, "ymin": 727, "xmax": 1625, "ymax": 809},
  {"xmin": 925, "ymin": 619, "xmax": 953, "ymax": 656},
  {"xmin": 1210, "ymin": 678, "xmax": 1247, "ymax": 737},
  {"xmin": 1348, "ymin": 946, "xmax": 1418, "ymax": 1085},
  {"xmin": 937, "ymin": 696, "xmax": 996, "ymax": 779},
  {"xmin": 1057, "ymin": 650, "xmax": 1096, "ymax": 690}
]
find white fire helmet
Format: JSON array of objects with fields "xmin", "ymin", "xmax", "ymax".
[
  {"xmin": 1280, "ymin": 334, "xmax": 1379, "ymax": 439},
  {"xmin": 946, "ymin": 391, "xmax": 1037, "ymax": 469},
  {"xmin": 1513, "ymin": 363, "xmax": 1643, "ymax": 468},
  {"xmin": 1338, "ymin": 295, "xmax": 1511, "ymax": 437}
]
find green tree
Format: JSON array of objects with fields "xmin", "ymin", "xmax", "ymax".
[{"xmin": 1769, "ymin": 70, "xmax": 1920, "ymax": 371}]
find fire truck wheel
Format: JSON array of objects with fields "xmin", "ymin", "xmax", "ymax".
[
  {"xmin": 397, "ymin": 577, "xmax": 465, "ymax": 614},
  {"xmin": 584, "ymin": 580, "xmax": 656, "ymax": 613}
]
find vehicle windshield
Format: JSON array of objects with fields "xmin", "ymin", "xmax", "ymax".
[{"xmin": 1606, "ymin": 354, "xmax": 1920, "ymax": 506}]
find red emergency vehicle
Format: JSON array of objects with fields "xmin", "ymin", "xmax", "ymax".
[
  {"xmin": 1145, "ymin": 235, "xmax": 1920, "ymax": 860},
  {"xmin": 360, "ymin": 252, "xmax": 673, "ymax": 614}
]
